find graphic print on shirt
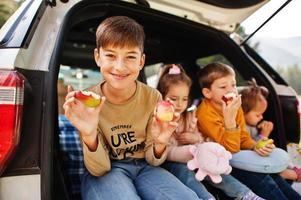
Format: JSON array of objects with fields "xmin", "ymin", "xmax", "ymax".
[{"xmin": 109, "ymin": 124, "xmax": 146, "ymax": 159}]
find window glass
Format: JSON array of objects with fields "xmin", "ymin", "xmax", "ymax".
[
  {"xmin": 57, "ymin": 65, "xmax": 101, "ymax": 114},
  {"xmin": 240, "ymin": 1, "xmax": 301, "ymax": 95},
  {"xmin": 59, "ymin": 65, "xmax": 102, "ymax": 90},
  {"xmin": 145, "ymin": 63, "xmax": 162, "ymax": 88},
  {"xmin": 196, "ymin": 54, "xmax": 245, "ymax": 86}
]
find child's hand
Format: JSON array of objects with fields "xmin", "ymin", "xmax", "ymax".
[
  {"xmin": 187, "ymin": 109, "xmax": 198, "ymax": 131},
  {"xmin": 258, "ymin": 120, "xmax": 274, "ymax": 138},
  {"xmin": 176, "ymin": 132, "xmax": 201, "ymax": 145},
  {"xmin": 63, "ymin": 85, "xmax": 105, "ymax": 143},
  {"xmin": 222, "ymin": 95, "xmax": 241, "ymax": 129},
  {"xmin": 254, "ymin": 143, "xmax": 275, "ymax": 157}
]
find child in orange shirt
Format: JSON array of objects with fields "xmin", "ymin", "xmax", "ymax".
[{"xmin": 196, "ymin": 62, "xmax": 301, "ymax": 200}]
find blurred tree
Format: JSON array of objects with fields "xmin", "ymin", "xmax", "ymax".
[
  {"xmin": 0, "ymin": 0, "xmax": 22, "ymax": 28},
  {"xmin": 236, "ymin": 26, "xmax": 260, "ymax": 51},
  {"xmin": 236, "ymin": 26, "xmax": 248, "ymax": 38},
  {"xmin": 277, "ymin": 64, "xmax": 301, "ymax": 94}
]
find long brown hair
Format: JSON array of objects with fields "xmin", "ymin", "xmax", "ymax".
[{"xmin": 157, "ymin": 64, "xmax": 192, "ymax": 131}]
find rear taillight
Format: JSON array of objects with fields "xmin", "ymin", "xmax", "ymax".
[{"xmin": 0, "ymin": 70, "xmax": 25, "ymax": 175}]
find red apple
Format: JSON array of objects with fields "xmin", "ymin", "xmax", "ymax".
[
  {"xmin": 75, "ymin": 91, "xmax": 101, "ymax": 107},
  {"xmin": 222, "ymin": 92, "xmax": 237, "ymax": 104},
  {"xmin": 156, "ymin": 101, "xmax": 174, "ymax": 122}
]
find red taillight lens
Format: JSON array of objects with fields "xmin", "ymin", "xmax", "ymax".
[{"xmin": 0, "ymin": 70, "xmax": 24, "ymax": 175}]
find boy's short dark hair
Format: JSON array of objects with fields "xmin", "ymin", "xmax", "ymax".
[
  {"xmin": 96, "ymin": 16, "xmax": 145, "ymax": 52},
  {"xmin": 198, "ymin": 62, "xmax": 235, "ymax": 89}
]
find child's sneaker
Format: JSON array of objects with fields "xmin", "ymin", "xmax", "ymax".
[{"xmin": 243, "ymin": 191, "xmax": 265, "ymax": 200}]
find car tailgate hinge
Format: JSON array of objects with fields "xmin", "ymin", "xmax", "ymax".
[{"xmin": 45, "ymin": 0, "xmax": 56, "ymax": 7}]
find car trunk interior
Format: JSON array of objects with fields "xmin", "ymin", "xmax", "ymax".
[{"xmin": 52, "ymin": 1, "xmax": 288, "ymax": 199}]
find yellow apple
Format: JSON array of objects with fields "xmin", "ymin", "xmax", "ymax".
[
  {"xmin": 255, "ymin": 138, "xmax": 274, "ymax": 150},
  {"xmin": 75, "ymin": 91, "xmax": 101, "ymax": 107},
  {"xmin": 156, "ymin": 101, "xmax": 174, "ymax": 122}
]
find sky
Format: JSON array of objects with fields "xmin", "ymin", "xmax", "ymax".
[{"xmin": 242, "ymin": 0, "xmax": 301, "ymax": 38}]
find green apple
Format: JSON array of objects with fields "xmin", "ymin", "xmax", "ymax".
[
  {"xmin": 255, "ymin": 138, "xmax": 274, "ymax": 150},
  {"xmin": 156, "ymin": 101, "xmax": 174, "ymax": 122},
  {"xmin": 75, "ymin": 91, "xmax": 101, "ymax": 107}
]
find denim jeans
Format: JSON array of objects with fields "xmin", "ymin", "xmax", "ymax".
[
  {"xmin": 163, "ymin": 161, "xmax": 215, "ymax": 200},
  {"xmin": 231, "ymin": 167, "xmax": 301, "ymax": 200},
  {"xmin": 270, "ymin": 173, "xmax": 301, "ymax": 200},
  {"xmin": 206, "ymin": 174, "xmax": 250, "ymax": 199},
  {"xmin": 81, "ymin": 158, "xmax": 199, "ymax": 200},
  {"xmin": 163, "ymin": 162, "xmax": 251, "ymax": 200}
]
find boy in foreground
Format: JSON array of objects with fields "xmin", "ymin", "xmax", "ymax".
[{"xmin": 64, "ymin": 16, "xmax": 199, "ymax": 200}]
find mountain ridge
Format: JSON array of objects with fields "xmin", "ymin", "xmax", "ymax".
[{"xmin": 251, "ymin": 36, "xmax": 301, "ymax": 68}]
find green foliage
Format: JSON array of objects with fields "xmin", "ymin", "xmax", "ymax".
[
  {"xmin": 276, "ymin": 64, "xmax": 301, "ymax": 94},
  {"xmin": 236, "ymin": 26, "xmax": 260, "ymax": 51},
  {"xmin": 196, "ymin": 54, "xmax": 230, "ymax": 67},
  {"xmin": 236, "ymin": 26, "xmax": 248, "ymax": 39},
  {"xmin": 0, "ymin": 0, "xmax": 20, "ymax": 28}
]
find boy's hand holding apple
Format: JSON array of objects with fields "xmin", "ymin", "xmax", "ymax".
[
  {"xmin": 222, "ymin": 92, "xmax": 241, "ymax": 130},
  {"xmin": 152, "ymin": 101, "xmax": 179, "ymax": 141},
  {"xmin": 64, "ymin": 86, "xmax": 105, "ymax": 150}
]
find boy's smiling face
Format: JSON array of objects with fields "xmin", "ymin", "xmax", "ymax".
[
  {"xmin": 94, "ymin": 45, "xmax": 145, "ymax": 91},
  {"xmin": 202, "ymin": 75, "xmax": 237, "ymax": 108}
]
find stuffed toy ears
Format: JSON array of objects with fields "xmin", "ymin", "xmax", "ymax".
[
  {"xmin": 226, "ymin": 166, "xmax": 232, "ymax": 175},
  {"xmin": 187, "ymin": 145, "xmax": 199, "ymax": 170},
  {"xmin": 187, "ymin": 160, "xmax": 197, "ymax": 171}
]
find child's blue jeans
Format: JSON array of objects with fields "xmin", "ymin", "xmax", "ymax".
[
  {"xmin": 231, "ymin": 167, "xmax": 301, "ymax": 200},
  {"xmin": 163, "ymin": 161, "xmax": 252, "ymax": 200},
  {"xmin": 81, "ymin": 158, "xmax": 199, "ymax": 200},
  {"xmin": 163, "ymin": 161, "xmax": 215, "ymax": 200}
]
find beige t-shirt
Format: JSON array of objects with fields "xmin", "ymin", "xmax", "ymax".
[{"xmin": 82, "ymin": 81, "xmax": 167, "ymax": 176}]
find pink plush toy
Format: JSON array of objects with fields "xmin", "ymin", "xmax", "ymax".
[{"xmin": 187, "ymin": 142, "xmax": 232, "ymax": 183}]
